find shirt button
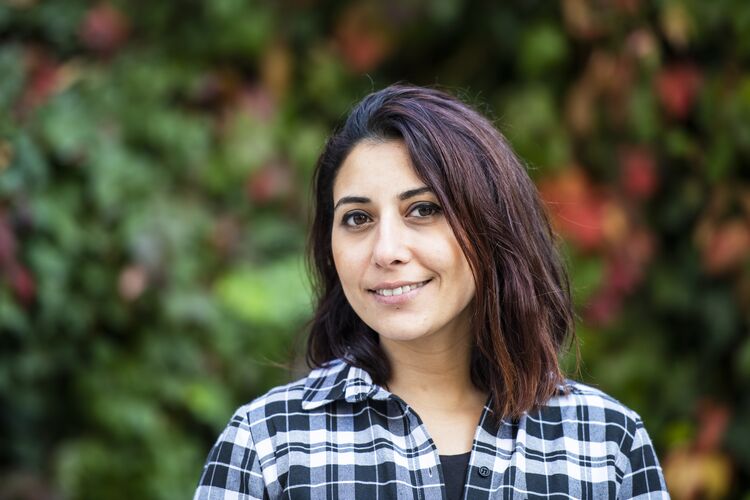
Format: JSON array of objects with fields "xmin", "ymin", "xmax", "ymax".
[{"xmin": 478, "ymin": 466, "xmax": 491, "ymax": 478}]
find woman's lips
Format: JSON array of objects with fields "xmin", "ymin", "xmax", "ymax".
[{"xmin": 368, "ymin": 279, "xmax": 431, "ymax": 305}]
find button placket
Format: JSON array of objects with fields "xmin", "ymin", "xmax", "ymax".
[
  {"xmin": 389, "ymin": 393, "xmax": 447, "ymax": 499},
  {"xmin": 408, "ymin": 408, "xmax": 446, "ymax": 499}
]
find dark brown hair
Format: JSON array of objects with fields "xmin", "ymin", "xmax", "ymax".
[{"xmin": 306, "ymin": 84, "xmax": 575, "ymax": 420}]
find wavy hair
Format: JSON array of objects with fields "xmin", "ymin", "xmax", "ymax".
[{"xmin": 306, "ymin": 84, "xmax": 575, "ymax": 420}]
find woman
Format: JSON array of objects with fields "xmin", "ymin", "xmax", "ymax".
[{"xmin": 194, "ymin": 85, "xmax": 669, "ymax": 499}]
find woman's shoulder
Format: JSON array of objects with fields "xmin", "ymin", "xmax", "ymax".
[
  {"xmin": 531, "ymin": 379, "xmax": 648, "ymax": 444},
  {"xmin": 551, "ymin": 379, "xmax": 643, "ymax": 421},
  {"xmin": 514, "ymin": 380, "xmax": 668, "ymax": 497}
]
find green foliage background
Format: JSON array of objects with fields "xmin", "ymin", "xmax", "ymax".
[{"xmin": 2, "ymin": 1, "xmax": 749, "ymax": 498}]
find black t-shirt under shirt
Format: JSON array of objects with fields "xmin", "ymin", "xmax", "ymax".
[{"xmin": 440, "ymin": 452, "xmax": 471, "ymax": 500}]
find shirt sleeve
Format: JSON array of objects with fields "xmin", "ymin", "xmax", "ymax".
[
  {"xmin": 617, "ymin": 417, "xmax": 670, "ymax": 499},
  {"xmin": 193, "ymin": 407, "xmax": 268, "ymax": 500}
]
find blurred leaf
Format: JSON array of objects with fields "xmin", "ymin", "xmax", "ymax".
[
  {"xmin": 650, "ymin": 260, "xmax": 696, "ymax": 313},
  {"xmin": 15, "ymin": 1, "xmax": 86, "ymax": 50},
  {"xmin": 0, "ymin": 290, "xmax": 29, "ymax": 334},
  {"xmin": 55, "ymin": 439, "xmax": 150, "ymax": 500},
  {"xmin": 163, "ymin": 289, "xmax": 223, "ymax": 329},
  {"xmin": 663, "ymin": 419, "xmax": 695, "ymax": 448},
  {"xmin": 0, "ymin": 45, "xmax": 25, "ymax": 113},
  {"xmin": 567, "ymin": 249, "xmax": 605, "ymax": 307},
  {"xmin": 705, "ymin": 135, "xmax": 734, "ymax": 182},
  {"xmin": 303, "ymin": 45, "xmax": 355, "ymax": 117},
  {"xmin": 664, "ymin": 128, "xmax": 694, "ymax": 158},
  {"xmin": 500, "ymin": 85, "xmax": 571, "ymax": 170},
  {"xmin": 698, "ymin": 288, "xmax": 739, "ymax": 353},
  {"xmin": 518, "ymin": 23, "xmax": 569, "ymax": 78},
  {"xmin": 37, "ymin": 90, "xmax": 98, "ymax": 163},
  {"xmin": 735, "ymin": 336, "xmax": 750, "ymax": 382},
  {"xmin": 1, "ymin": 132, "xmax": 49, "ymax": 195},
  {"xmin": 205, "ymin": 0, "xmax": 274, "ymax": 58},
  {"xmin": 284, "ymin": 121, "xmax": 328, "ymax": 176},
  {"xmin": 90, "ymin": 394, "xmax": 164, "ymax": 439},
  {"xmin": 184, "ymin": 381, "xmax": 233, "ymax": 429},
  {"xmin": 215, "ymin": 255, "xmax": 311, "ymax": 328},
  {"xmin": 726, "ymin": 407, "xmax": 750, "ymax": 470},
  {"xmin": 628, "ymin": 84, "xmax": 660, "ymax": 142},
  {"xmin": 429, "ymin": 0, "xmax": 462, "ymax": 25},
  {"xmin": 218, "ymin": 112, "xmax": 276, "ymax": 185}
]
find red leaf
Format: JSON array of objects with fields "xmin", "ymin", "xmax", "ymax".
[
  {"xmin": 246, "ymin": 161, "xmax": 294, "ymax": 205},
  {"xmin": 237, "ymin": 86, "xmax": 276, "ymax": 122},
  {"xmin": 608, "ymin": 229, "xmax": 654, "ymax": 293},
  {"xmin": 619, "ymin": 146, "xmax": 659, "ymax": 199},
  {"xmin": 539, "ymin": 168, "xmax": 609, "ymax": 251},
  {"xmin": 584, "ymin": 288, "xmax": 623, "ymax": 326},
  {"xmin": 699, "ymin": 219, "xmax": 750, "ymax": 275},
  {"xmin": 656, "ymin": 63, "xmax": 702, "ymax": 120},
  {"xmin": 11, "ymin": 264, "xmax": 36, "ymax": 305},
  {"xmin": 0, "ymin": 213, "xmax": 15, "ymax": 267},
  {"xmin": 696, "ymin": 400, "xmax": 730, "ymax": 452},
  {"xmin": 79, "ymin": 2, "xmax": 130, "ymax": 54},
  {"xmin": 15, "ymin": 49, "xmax": 62, "ymax": 115},
  {"xmin": 614, "ymin": 0, "xmax": 640, "ymax": 14},
  {"xmin": 334, "ymin": 3, "xmax": 393, "ymax": 72}
]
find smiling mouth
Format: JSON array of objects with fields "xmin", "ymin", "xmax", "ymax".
[{"xmin": 370, "ymin": 280, "xmax": 431, "ymax": 297}]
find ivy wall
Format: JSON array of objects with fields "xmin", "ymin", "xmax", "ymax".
[{"xmin": 1, "ymin": 1, "xmax": 749, "ymax": 498}]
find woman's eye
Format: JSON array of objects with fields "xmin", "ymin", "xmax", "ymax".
[
  {"xmin": 343, "ymin": 212, "xmax": 371, "ymax": 227},
  {"xmin": 409, "ymin": 203, "xmax": 442, "ymax": 218}
]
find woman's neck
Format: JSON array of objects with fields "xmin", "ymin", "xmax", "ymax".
[{"xmin": 380, "ymin": 330, "xmax": 484, "ymax": 411}]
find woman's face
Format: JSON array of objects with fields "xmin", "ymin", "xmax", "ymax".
[{"xmin": 331, "ymin": 140, "xmax": 476, "ymax": 347}]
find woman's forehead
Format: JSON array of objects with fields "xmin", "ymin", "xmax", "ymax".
[{"xmin": 332, "ymin": 140, "xmax": 425, "ymax": 198}]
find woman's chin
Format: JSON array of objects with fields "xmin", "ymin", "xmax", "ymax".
[{"xmin": 375, "ymin": 327, "xmax": 434, "ymax": 345}]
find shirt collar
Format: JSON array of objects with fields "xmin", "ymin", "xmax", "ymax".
[{"xmin": 301, "ymin": 358, "xmax": 391, "ymax": 410}]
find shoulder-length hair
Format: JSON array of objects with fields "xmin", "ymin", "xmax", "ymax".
[{"xmin": 306, "ymin": 84, "xmax": 575, "ymax": 420}]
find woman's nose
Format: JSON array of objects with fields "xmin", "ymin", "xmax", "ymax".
[{"xmin": 371, "ymin": 218, "xmax": 411, "ymax": 268}]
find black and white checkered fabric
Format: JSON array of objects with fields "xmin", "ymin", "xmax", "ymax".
[{"xmin": 194, "ymin": 359, "xmax": 669, "ymax": 499}]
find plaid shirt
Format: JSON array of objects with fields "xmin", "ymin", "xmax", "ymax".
[{"xmin": 194, "ymin": 359, "xmax": 669, "ymax": 499}]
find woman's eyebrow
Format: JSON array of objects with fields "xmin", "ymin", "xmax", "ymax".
[
  {"xmin": 333, "ymin": 196, "xmax": 369, "ymax": 211},
  {"xmin": 398, "ymin": 186, "xmax": 433, "ymax": 200},
  {"xmin": 333, "ymin": 187, "xmax": 433, "ymax": 211}
]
